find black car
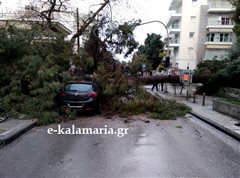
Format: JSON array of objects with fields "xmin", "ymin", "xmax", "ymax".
[{"xmin": 56, "ymin": 81, "xmax": 101, "ymax": 114}]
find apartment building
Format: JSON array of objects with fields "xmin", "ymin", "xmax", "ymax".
[
  {"xmin": 166, "ymin": 0, "xmax": 236, "ymax": 70},
  {"xmin": 0, "ymin": 5, "xmax": 73, "ymax": 39}
]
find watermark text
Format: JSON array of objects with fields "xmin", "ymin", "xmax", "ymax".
[{"xmin": 47, "ymin": 125, "xmax": 129, "ymax": 138}]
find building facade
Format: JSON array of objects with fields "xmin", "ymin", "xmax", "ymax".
[
  {"xmin": 166, "ymin": 0, "xmax": 236, "ymax": 70},
  {"xmin": 0, "ymin": 5, "xmax": 73, "ymax": 39}
]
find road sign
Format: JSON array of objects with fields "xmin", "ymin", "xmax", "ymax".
[{"xmin": 180, "ymin": 69, "xmax": 192, "ymax": 84}]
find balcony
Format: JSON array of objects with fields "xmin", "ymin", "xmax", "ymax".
[
  {"xmin": 208, "ymin": 2, "xmax": 235, "ymax": 13},
  {"xmin": 169, "ymin": 0, "xmax": 182, "ymax": 10},
  {"xmin": 169, "ymin": 24, "xmax": 181, "ymax": 34},
  {"xmin": 169, "ymin": 38, "xmax": 180, "ymax": 48},
  {"xmin": 167, "ymin": 11, "xmax": 182, "ymax": 28},
  {"xmin": 205, "ymin": 41, "xmax": 233, "ymax": 49},
  {"xmin": 206, "ymin": 19, "xmax": 234, "ymax": 31}
]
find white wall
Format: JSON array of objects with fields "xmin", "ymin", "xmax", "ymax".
[{"xmin": 177, "ymin": 0, "xmax": 208, "ymax": 70}]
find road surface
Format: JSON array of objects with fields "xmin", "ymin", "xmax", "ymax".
[{"xmin": 0, "ymin": 114, "xmax": 239, "ymax": 177}]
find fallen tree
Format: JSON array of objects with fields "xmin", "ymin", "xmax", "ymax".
[{"xmin": 138, "ymin": 75, "xmax": 210, "ymax": 84}]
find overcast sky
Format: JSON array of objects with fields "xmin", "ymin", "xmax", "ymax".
[
  {"xmin": 74, "ymin": 0, "xmax": 171, "ymax": 44},
  {"xmin": 0, "ymin": 0, "xmax": 171, "ymax": 44},
  {"xmin": 0, "ymin": 0, "xmax": 171, "ymax": 61},
  {"xmin": 121, "ymin": 0, "xmax": 171, "ymax": 45}
]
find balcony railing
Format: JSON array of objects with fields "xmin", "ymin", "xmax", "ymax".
[
  {"xmin": 169, "ymin": 0, "xmax": 182, "ymax": 10},
  {"xmin": 206, "ymin": 38, "xmax": 233, "ymax": 43},
  {"xmin": 170, "ymin": 38, "xmax": 179, "ymax": 44},
  {"xmin": 207, "ymin": 19, "xmax": 234, "ymax": 26},
  {"xmin": 208, "ymin": 2, "xmax": 234, "ymax": 9},
  {"xmin": 170, "ymin": 24, "xmax": 180, "ymax": 29}
]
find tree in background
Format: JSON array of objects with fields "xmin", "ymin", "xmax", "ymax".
[
  {"xmin": 137, "ymin": 33, "xmax": 164, "ymax": 70},
  {"xmin": 126, "ymin": 53, "xmax": 151, "ymax": 76}
]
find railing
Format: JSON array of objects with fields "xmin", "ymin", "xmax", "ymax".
[
  {"xmin": 170, "ymin": 24, "xmax": 180, "ymax": 29},
  {"xmin": 206, "ymin": 38, "xmax": 233, "ymax": 43},
  {"xmin": 208, "ymin": 2, "xmax": 234, "ymax": 9},
  {"xmin": 207, "ymin": 19, "xmax": 234, "ymax": 26},
  {"xmin": 170, "ymin": 38, "xmax": 179, "ymax": 44}
]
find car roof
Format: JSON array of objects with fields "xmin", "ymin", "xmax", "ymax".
[{"xmin": 65, "ymin": 80, "xmax": 94, "ymax": 85}]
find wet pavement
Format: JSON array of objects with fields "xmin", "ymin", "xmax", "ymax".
[
  {"xmin": 1, "ymin": 84, "xmax": 240, "ymax": 177},
  {"xmin": 0, "ymin": 118, "xmax": 36, "ymax": 147},
  {"xmin": 145, "ymin": 84, "xmax": 240, "ymax": 141},
  {"xmin": 0, "ymin": 116, "xmax": 239, "ymax": 178}
]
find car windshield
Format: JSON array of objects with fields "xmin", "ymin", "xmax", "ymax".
[{"xmin": 64, "ymin": 83, "xmax": 92, "ymax": 92}]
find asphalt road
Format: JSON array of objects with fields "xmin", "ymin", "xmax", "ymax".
[{"xmin": 0, "ymin": 114, "xmax": 239, "ymax": 178}]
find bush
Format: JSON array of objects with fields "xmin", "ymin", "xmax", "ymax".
[
  {"xmin": 0, "ymin": 27, "xmax": 75, "ymax": 125},
  {"xmin": 195, "ymin": 59, "xmax": 240, "ymax": 95}
]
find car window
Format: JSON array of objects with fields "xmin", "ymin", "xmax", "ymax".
[{"xmin": 64, "ymin": 83, "xmax": 92, "ymax": 92}]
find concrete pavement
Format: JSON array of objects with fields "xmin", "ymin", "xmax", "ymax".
[
  {"xmin": 0, "ymin": 118, "xmax": 37, "ymax": 147},
  {"xmin": 145, "ymin": 84, "xmax": 240, "ymax": 141}
]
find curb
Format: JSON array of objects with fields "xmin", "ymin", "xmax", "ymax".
[
  {"xmin": 0, "ymin": 120, "xmax": 37, "ymax": 147},
  {"xmin": 189, "ymin": 111, "xmax": 240, "ymax": 142}
]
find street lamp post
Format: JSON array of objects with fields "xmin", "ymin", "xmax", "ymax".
[{"xmin": 138, "ymin": 20, "xmax": 170, "ymax": 93}]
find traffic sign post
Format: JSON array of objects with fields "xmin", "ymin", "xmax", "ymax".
[{"xmin": 180, "ymin": 69, "xmax": 192, "ymax": 97}]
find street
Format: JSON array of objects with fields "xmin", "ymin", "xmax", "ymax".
[{"xmin": 0, "ymin": 114, "xmax": 239, "ymax": 178}]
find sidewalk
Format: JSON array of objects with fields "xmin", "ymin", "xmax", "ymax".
[
  {"xmin": 0, "ymin": 118, "xmax": 37, "ymax": 147},
  {"xmin": 145, "ymin": 84, "xmax": 240, "ymax": 141}
]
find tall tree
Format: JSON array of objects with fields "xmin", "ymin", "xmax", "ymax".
[
  {"xmin": 231, "ymin": 1, "xmax": 240, "ymax": 36},
  {"xmin": 138, "ymin": 33, "xmax": 164, "ymax": 69},
  {"xmin": 83, "ymin": 16, "xmax": 140, "ymax": 70}
]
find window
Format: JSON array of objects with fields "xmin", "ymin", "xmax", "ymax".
[
  {"xmin": 207, "ymin": 33, "xmax": 215, "ymax": 42},
  {"xmin": 64, "ymin": 83, "xmax": 92, "ymax": 92},
  {"xmin": 220, "ymin": 33, "xmax": 232, "ymax": 42},
  {"xmin": 205, "ymin": 49, "xmax": 229, "ymax": 60},
  {"xmin": 189, "ymin": 32, "xmax": 194, "ymax": 38},
  {"xmin": 192, "ymin": 0, "xmax": 197, "ymax": 6},
  {"xmin": 221, "ymin": 17, "xmax": 231, "ymax": 25},
  {"xmin": 171, "ymin": 20, "xmax": 179, "ymax": 29},
  {"xmin": 190, "ymin": 16, "xmax": 196, "ymax": 22},
  {"xmin": 188, "ymin": 47, "xmax": 194, "ymax": 53}
]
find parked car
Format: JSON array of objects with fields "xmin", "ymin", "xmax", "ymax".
[{"xmin": 56, "ymin": 81, "xmax": 101, "ymax": 114}]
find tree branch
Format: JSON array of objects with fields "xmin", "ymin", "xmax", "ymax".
[{"xmin": 70, "ymin": 0, "xmax": 110, "ymax": 44}]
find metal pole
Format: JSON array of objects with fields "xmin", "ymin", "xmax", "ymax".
[
  {"xmin": 193, "ymin": 92, "xmax": 196, "ymax": 103},
  {"xmin": 202, "ymin": 93, "xmax": 206, "ymax": 106},
  {"xmin": 76, "ymin": 8, "xmax": 80, "ymax": 52}
]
